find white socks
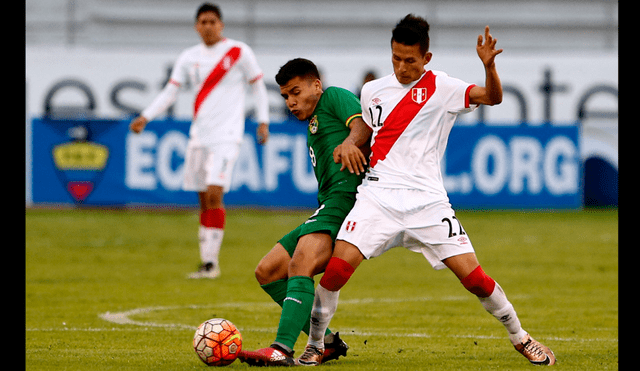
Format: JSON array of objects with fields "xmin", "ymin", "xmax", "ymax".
[
  {"xmin": 199, "ymin": 226, "xmax": 223, "ymax": 266},
  {"xmin": 478, "ymin": 282, "xmax": 528, "ymax": 344},
  {"xmin": 307, "ymin": 285, "xmax": 340, "ymax": 349},
  {"xmin": 306, "ymin": 280, "xmax": 528, "ymax": 348}
]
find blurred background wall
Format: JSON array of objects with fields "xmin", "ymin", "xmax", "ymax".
[{"xmin": 25, "ymin": 0, "xmax": 618, "ymax": 207}]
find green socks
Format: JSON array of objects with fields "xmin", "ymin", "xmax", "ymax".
[
  {"xmin": 261, "ymin": 278, "xmax": 288, "ymax": 307},
  {"xmin": 273, "ymin": 276, "xmax": 315, "ymax": 351},
  {"xmin": 261, "ymin": 277, "xmax": 332, "ymax": 350}
]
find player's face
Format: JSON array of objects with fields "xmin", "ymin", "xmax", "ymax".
[
  {"xmin": 279, "ymin": 76, "xmax": 323, "ymax": 121},
  {"xmin": 391, "ymin": 41, "xmax": 432, "ymax": 84},
  {"xmin": 196, "ymin": 11, "xmax": 224, "ymax": 46}
]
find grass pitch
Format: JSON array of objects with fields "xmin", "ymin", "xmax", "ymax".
[{"xmin": 25, "ymin": 207, "xmax": 618, "ymax": 370}]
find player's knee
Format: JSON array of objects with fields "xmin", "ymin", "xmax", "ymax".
[
  {"xmin": 319, "ymin": 257, "xmax": 355, "ymax": 292},
  {"xmin": 254, "ymin": 262, "xmax": 270, "ymax": 285},
  {"xmin": 255, "ymin": 259, "xmax": 285, "ymax": 285},
  {"xmin": 460, "ymin": 265, "xmax": 496, "ymax": 298}
]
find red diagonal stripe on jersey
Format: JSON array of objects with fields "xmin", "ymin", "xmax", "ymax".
[
  {"xmin": 369, "ymin": 71, "xmax": 436, "ymax": 168},
  {"xmin": 194, "ymin": 46, "xmax": 242, "ymax": 118}
]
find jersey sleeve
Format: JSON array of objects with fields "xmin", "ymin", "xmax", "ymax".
[
  {"xmin": 238, "ymin": 43, "xmax": 264, "ymax": 83},
  {"xmin": 168, "ymin": 49, "xmax": 190, "ymax": 87},
  {"xmin": 323, "ymin": 87, "xmax": 362, "ymax": 127},
  {"xmin": 359, "ymin": 83, "xmax": 374, "ymax": 129},
  {"xmin": 438, "ymin": 72, "xmax": 478, "ymax": 115}
]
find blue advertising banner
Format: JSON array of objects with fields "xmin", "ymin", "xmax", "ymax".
[
  {"xmin": 31, "ymin": 118, "xmax": 317, "ymax": 207},
  {"xmin": 29, "ymin": 118, "xmax": 581, "ymax": 209},
  {"xmin": 443, "ymin": 125, "xmax": 581, "ymax": 209}
]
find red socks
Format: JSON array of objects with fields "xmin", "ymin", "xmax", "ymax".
[
  {"xmin": 320, "ymin": 257, "xmax": 355, "ymax": 291},
  {"xmin": 460, "ymin": 265, "xmax": 496, "ymax": 298},
  {"xmin": 200, "ymin": 208, "xmax": 225, "ymax": 229}
]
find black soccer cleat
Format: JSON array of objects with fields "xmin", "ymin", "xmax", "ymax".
[{"xmin": 322, "ymin": 332, "xmax": 349, "ymax": 363}]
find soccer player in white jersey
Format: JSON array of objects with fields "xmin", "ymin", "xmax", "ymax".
[
  {"xmin": 129, "ymin": 3, "xmax": 270, "ymax": 279},
  {"xmin": 297, "ymin": 15, "xmax": 556, "ymax": 366}
]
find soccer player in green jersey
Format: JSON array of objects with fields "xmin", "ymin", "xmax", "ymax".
[{"xmin": 238, "ymin": 58, "xmax": 372, "ymax": 366}]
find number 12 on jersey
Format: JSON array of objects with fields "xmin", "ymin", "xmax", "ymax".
[{"xmin": 368, "ymin": 105, "xmax": 384, "ymax": 128}]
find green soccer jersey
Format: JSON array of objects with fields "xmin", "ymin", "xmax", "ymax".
[{"xmin": 306, "ymin": 86, "xmax": 364, "ymax": 202}]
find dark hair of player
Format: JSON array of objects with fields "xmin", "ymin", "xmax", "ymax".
[
  {"xmin": 275, "ymin": 58, "xmax": 321, "ymax": 86},
  {"xmin": 392, "ymin": 14, "xmax": 431, "ymax": 55},
  {"xmin": 196, "ymin": 3, "xmax": 222, "ymax": 21}
]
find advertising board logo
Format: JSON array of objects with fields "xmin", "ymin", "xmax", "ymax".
[{"xmin": 52, "ymin": 126, "xmax": 109, "ymax": 203}]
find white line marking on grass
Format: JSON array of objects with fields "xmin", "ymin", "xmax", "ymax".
[
  {"xmin": 97, "ymin": 296, "xmax": 457, "ymax": 330},
  {"xmin": 92, "ymin": 295, "xmax": 617, "ymax": 343}
]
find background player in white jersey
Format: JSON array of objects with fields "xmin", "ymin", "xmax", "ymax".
[
  {"xmin": 129, "ymin": 3, "xmax": 270, "ymax": 279},
  {"xmin": 297, "ymin": 15, "xmax": 556, "ymax": 366}
]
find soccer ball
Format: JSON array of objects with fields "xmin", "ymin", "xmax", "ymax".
[{"xmin": 193, "ymin": 318, "xmax": 243, "ymax": 366}]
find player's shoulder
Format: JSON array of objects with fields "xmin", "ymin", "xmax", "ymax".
[
  {"xmin": 429, "ymin": 69, "xmax": 468, "ymax": 86},
  {"xmin": 429, "ymin": 69, "xmax": 451, "ymax": 78},
  {"xmin": 363, "ymin": 74, "xmax": 398, "ymax": 91},
  {"xmin": 223, "ymin": 38, "xmax": 254, "ymax": 53},
  {"xmin": 360, "ymin": 74, "xmax": 396, "ymax": 101},
  {"xmin": 324, "ymin": 86, "xmax": 357, "ymax": 98},
  {"xmin": 320, "ymin": 87, "xmax": 359, "ymax": 108},
  {"xmin": 176, "ymin": 43, "xmax": 202, "ymax": 58}
]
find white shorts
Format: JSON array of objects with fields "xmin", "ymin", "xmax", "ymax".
[
  {"xmin": 182, "ymin": 142, "xmax": 240, "ymax": 193},
  {"xmin": 336, "ymin": 186, "xmax": 475, "ymax": 270}
]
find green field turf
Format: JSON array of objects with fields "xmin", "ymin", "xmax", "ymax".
[{"xmin": 26, "ymin": 207, "xmax": 618, "ymax": 370}]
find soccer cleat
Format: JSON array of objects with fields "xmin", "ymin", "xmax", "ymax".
[
  {"xmin": 187, "ymin": 262, "xmax": 220, "ymax": 279},
  {"xmin": 513, "ymin": 334, "xmax": 556, "ymax": 366},
  {"xmin": 322, "ymin": 332, "xmax": 349, "ymax": 363},
  {"xmin": 237, "ymin": 346, "xmax": 296, "ymax": 367},
  {"xmin": 297, "ymin": 344, "xmax": 323, "ymax": 366}
]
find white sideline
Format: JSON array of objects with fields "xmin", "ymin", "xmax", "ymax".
[
  {"xmin": 82, "ymin": 296, "xmax": 618, "ymax": 343},
  {"xmin": 24, "ymin": 295, "xmax": 617, "ymax": 344}
]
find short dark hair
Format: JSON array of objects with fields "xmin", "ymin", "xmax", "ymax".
[
  {"xmin": 391, "ymin": 14, "xmax": 430, "ymax": 55},
  {"xmin": 196, "ymin": 3, "xmax": 222, "ymax": 21},
  {"xmin": 275, "ymin": 58, "xmax": 321, "ymax": 86}
]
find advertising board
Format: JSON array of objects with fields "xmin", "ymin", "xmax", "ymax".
[{"xmin": 30, "ymin": 118, "xmax": 580, "ymax": 209}]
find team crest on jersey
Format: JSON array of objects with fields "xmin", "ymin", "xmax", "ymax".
[
  {"xmin": 412, "ymin": 87, "xmax": 428, "ymax": 104},
  {"xmin": 309, "ymin": 115, "xmax": 319, "ymax": 134},
  {"xmin": 345, "ymin": 221, "xmax": 357, "ymax": 232}
]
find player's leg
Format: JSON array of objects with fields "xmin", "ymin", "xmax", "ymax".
[
  {"xmin": 305, "ymin": 239, "xmax": 364, "ymax": 348},
  {"xmin": 187, "ymin": 143, "xmax": 239, "ymax": 279},
  {"xmin": 302, "ymin": 187, "xmax": 395, "ymax": 364},
  {"xmin": 241, "ymin": 198, "xmax": 355, "ymax": 366},
  {"xmin": 183, "ymin": 144, "xmax": 220, "ymax": 278},
  {"xmin": 255, "ymin": 236, "xmax": 331, "ymax": 336},
  {"xmin": 270, "ymin": 232, "xmax": 334, "ymax": 355},
  {"xmin": 239, "ymin": 233, "xmax": 335, "ymax": 367},
  {"xmin": 444, "ymin": 250, "xmax": 555, "ymax": 365},
  {"xmin": 192, "ymin": 185, "xmax": 225, "ymax": 277},
  {"xmin": 255, "ymin": 242, "xmax": 291, "ymax": 305},
  {"xmin": 444, "ymin": 252, "xmax": 527, "ymax": 339}
]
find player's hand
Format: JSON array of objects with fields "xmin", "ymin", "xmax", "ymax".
[
  {"xmin": 476, "ymin": 26, "xmax": 503, "ymax": 68},
  {"xmin": 130, "ymin": 116, "xmax": 148, "ymax": 134},
  {"xmin": 257, "ymin": 123, "xmax": 269, "ymax": 145},
  {"xmin": 333, "ymin": 143, "xmax": 367, "ymax": 175}
]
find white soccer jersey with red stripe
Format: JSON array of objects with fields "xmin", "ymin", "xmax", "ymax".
[
  {"xmin": 360, "ymin": 70, "xmax": 477, "ymax": 202},
  {"xmin": 169, "ymin": 38, "xmax": 264, "ymax": 145}
]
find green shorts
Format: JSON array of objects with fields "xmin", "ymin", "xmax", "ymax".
[{"xmin": 278, "ymin": 192, "xmax": 357, "ymax": 257}]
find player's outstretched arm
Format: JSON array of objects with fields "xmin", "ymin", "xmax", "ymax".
[
  {"xmin": 333, "ymin": 117, "xmax": 372, "ymax": 175},
  {"xmin": 129, "ymin": 116, "xmax": 148, "ymax": 133},
  {"xmin": 469, "ymin": 26, "xmax": 503, "ymax": 106},
  {"xmin": 256, "ymin": 122, "xmax": 270, "ymax": 145}
]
